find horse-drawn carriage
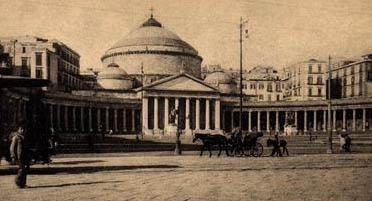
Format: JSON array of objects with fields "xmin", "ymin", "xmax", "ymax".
[{"xmin": 192, "ymin": 130, "xmax": 264, "ymax": 157}]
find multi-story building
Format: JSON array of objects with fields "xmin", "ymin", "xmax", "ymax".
[
  {"xmin": 330, "ymin": 53, "xmax": 372, "ymax": 99},
  {"xmin": 0, "ymin": 35, "xmax": 81, "ymax": 91},
  {"xmin": 283, "ymin": 59, "xmax": 327, "ymax": 101},
  {"xmin": 242, "ymin": 66, "xmax": 283, "ymax": 102}
]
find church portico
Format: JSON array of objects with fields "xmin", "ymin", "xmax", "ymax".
[{"xmin": 138, "ymin": 73, "xmax": 222, "ymax": 136}]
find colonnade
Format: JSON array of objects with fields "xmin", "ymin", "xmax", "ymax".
[
  {"xmin": 142, "ymin": 96, "xmax": 221, "ymax": 135},
  {"xmin": 48, "ymin": 103, "xmax": 139, "ymax": 133},
  {"xmin": 226, "ymin": 108, "xmax": 371, "ymax": 133}
]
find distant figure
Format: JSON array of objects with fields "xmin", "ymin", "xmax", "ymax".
[
  {"xmin": 10, "ymin": 125, "xmax": 29, "ymax": 188},
  {"xmin": 339, "ymin": 133, "xmax": 352, "ymax": 153},
  {"xmin": 108, "ymin": 129, "xmax": 113, "ymax": 135}
]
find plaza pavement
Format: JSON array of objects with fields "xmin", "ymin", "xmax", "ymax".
[{"xmin": 1, "ymin": 153, "xmax": 372, "ymax": 201}]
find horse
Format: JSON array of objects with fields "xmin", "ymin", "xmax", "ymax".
[
  {"xmin": 192, "ymin": 133, "xmax": 230, "ymax": 157},
  {"xmin": 266, "ymin": 138, "xmax": 289, "ymax": 156}
]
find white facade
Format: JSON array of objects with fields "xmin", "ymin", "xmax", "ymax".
[{"xmin": 0, "ymin": 35, "xmax": 81, "ymax": 91}]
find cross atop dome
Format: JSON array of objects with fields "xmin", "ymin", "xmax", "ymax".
[
  {"xmin": 142, "ymin": 7, "xmax": 162, "ymax": 27},
  {"xmin": 150, "ymin": 7, "xmax": 154, "ymax": 18}
]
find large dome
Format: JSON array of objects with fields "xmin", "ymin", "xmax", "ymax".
[
  {"xmin": 204, "ymin": 71, "xmax": 238, "ymax": 94},
  {"xmin": 101, "ymin": 16, "xmax": 202, "ymax": 79},
  {"xmin": 97, "ymin": 62, "xmax": 134, "ymax": 90}
]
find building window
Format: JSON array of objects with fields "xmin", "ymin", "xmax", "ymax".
[
  {"xmin": 308, "ymin": 88, "xmax": 312, "ymax": 96},
  {"xmin": 267, "ymin": 83, "xmax": 273, "ymax": 92},
  {"xmin": 368, "ymin": 69, "xmax": 372, "ymax": 81},
  {"xmin": 351, "ymin": 76, "xmax": 355, "ymax": 85},
  {"xmin": 318, "ymin": 88, "xmax": 322, "ymax": 96},
  {"xmin": 351, "ymin": 66, "xmax": 355, "ymax": 74},
  {"xmin": 35, "ymin": 53, "xmax": 42, "ymax": 66},
  {"xmin": 259, "ymin": 95, "xmax": 263, "ymax": 100},
  {"xmin": 277, "ymin": 95, "xmax": 280, "ymax": 100},
  {"xmin": 36, "ymin": 67, "xmax": 43, "ymax": 78},
  {"xmin": 351, "ymin": 86, "xmax": 354, "ymax": 97},
  {"xmin": 268, "ymin": 94, "xmax": 271, "ymax": 101},
  {"xmin": 250, "ymin": 83, "xmax": 256, "ymax": 89},
  {"xmin": 276, "ymin": 84, "xmax": 280, "ymax": 92},
  {"xmin": 343, "ymin": 77, "xmax": 347, "ymax": 86},
  {"xmin": 21, "ymin": 57, "xmax": 28, "ymax": 68},
  {"xmin": 308, "ymin": 76, "xmax": 313, "ymax": 84},
  {"xmin": 318, "ymin": 64, "xmax": 322, "ymax": 73},
  {"xmin": 317, "ymin": 76, "xmax": 322, "ymax": 84},
  {"xmin": 308, "ymin": 65, "xmax": 312, "ymax": 73},
  {"xmin": 259, "ymin": 83, "xmax": 264, "ymax": 90},
  {"xmin": 22, "ymin": 47, "xmax": 26, "ymax": 53},
  {"xmin": 359, "ymin": 83, "xmax": 363, "ymax": 96}
]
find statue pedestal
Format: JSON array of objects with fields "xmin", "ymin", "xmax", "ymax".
[
  {"xmin": 284, "ymin": 125, "xmax": 298, "ymax": 136},
  {"xmin": 165, "ymin": 124, "xmax": 178, "ymax": 136}
]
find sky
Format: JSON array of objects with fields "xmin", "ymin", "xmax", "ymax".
[{"xmin": 0, "ymin": 0, "xmax": 372, "ymax": 72}]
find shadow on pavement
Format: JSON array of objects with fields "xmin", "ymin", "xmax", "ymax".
[
  {"xmin": 28, "ymin": 180, "xmax": 124, "ymax": 188},
  {"xmin": 51, "ymin": 160, "xmax": 106, "ymax": 165},
  {"xmin": 0, "ymin": 165, "xmax": 180, "ymax": 175}
]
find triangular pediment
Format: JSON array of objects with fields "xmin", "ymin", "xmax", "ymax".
[{"xmin": 142, "ymin": 73, "xmax": 218, "ymax": 92}]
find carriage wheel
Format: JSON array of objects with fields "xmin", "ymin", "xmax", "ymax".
[{"xmin": 250, "ymin": 142, "xmax": 263, "ymax": 157}]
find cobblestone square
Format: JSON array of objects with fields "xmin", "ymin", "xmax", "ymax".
[{"xmin": 1, "ymin": 153, "xmax": 372, "ymax": 201}]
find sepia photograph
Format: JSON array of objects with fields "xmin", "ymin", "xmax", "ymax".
[{"xmin": 1, "ymin": 0, "xmax": 372, "ymax": 200}]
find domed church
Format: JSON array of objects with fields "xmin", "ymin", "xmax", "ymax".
[
  {"xmin": 101, "ymin": 14, "xmax": 203, "ymax": 85},
  {"xmin": 44, "ymin": 14, "xmax": 246, "ymax": 137}
]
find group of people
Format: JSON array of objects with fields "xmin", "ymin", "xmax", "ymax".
[{"xmin": 1, "ymin": 123, "xmax": 58, "ymax": 189}]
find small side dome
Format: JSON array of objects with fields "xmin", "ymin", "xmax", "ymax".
[
  {"xmin": 204, "ymin": 71, "xmax": 238, "ymax": 94},
  {"xmin": 97, "ymin": 62, "xmax": 133, "ymax": 90}
]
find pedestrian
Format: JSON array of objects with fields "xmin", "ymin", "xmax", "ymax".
[{"xmin": 10, "ymin": 125, "xmax": 29, "ymax": 188}]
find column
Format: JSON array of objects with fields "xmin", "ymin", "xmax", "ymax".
[
  {"xmin": 205, "ymin": 99, "xmax": 210, "ymax": 130},
  {"xmin": 154, "ymin": 97, "xmax": 159, "ymax": 131},
  {"xmin": 97, "ymin": 108, "xmax": 101, "ymax": 132},
  {"xmin": 185, "ymin": 98, "xmax": 190, "ymax": 131},
  {"xmin": 114, "ymin": 109, "xmax": 118, "ymax": 132},
  {"xmin": 64, "ymin": 106, "xmax": 69, "ymax": 131},
  {"xmin": 195, "ymin": 99, "xmax": 200, "ymax": 130},
  {"xmin": 142, "ymin": 98, "xmax": 149, "ymax": 133},
  {"xmin": 131, "ymin": 109, "xmax": 135, "ymax": 132},
  {"xmin": 333, "ymin": 110, "xmax": 337, "ymax": 132},
  {"xmin": 266, "ymin": 111, "xmax": 270, "ymax": 132},
  {"xmin": 363, "ymin": 108, "xmax": 366, "ymax": 132},
  {"xmin": 275, "ymin": 111, "xmax": 279, "ymax": 132},
  {"xmin": 49, "ymin": 104, "xmax": 54, "ymax": 130},
  {"xmin": 323, "ymin": 110, "xmax": 327, "ymax": 132},
  {"xmin": 352, "ymin": 109, "xmax": 356, "ymax": 131},
  {"xmin": 122, "ymin": 109, "xmax": 127, "ymax": 132},
  {"xmin": 175, "ymin": 98, "xmax": 179, "ymax": 126},
  {"xmin": 304, "ymin": 111, "xmax": 307, "ymax": 132},
  {"xmin": 257, "ymin": 111, "xmax": 261, "ymax": 132},
  {"xmin": 343, "ymin": 109, "xmax": 346, "ymax": 131},
  {"xmin": 314, "ymin": 110, "xmax": 317, "ymax": 131},
  {"xmin": 248, "ymin": 111, "xmax": 252, "ymax": 132},
  {"xmin": 164, "ymin": 98, "xmax": 169, "ymax": 129},
  {"xmin": 105, "ymin": 107, "xmax": 109, "ymax": 132},
  {"xmin": 295, "ymin": 111, "xmax": 298, "ymax": 127},
  {"xmin": 57, "ymin": 105, "xmax": 61, "ymax": 131},
  {"xmin": 88, "ymin": 107, "xmax": 92, "ymax": 132},
  {"xmin": 72, "ymin": 106, "xmax": 76, "ymax": 131},
  {"xmin": 80, "ymin": 107, "xmax": 85, "ymax": 132},
  {"xmin": 215, "ymin": 99, "xmax": 220, "ymax": 130}
]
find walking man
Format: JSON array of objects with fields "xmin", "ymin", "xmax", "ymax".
[{"xmin": 10, "ymin": 125, "xmax": 30, "ymax": 188}]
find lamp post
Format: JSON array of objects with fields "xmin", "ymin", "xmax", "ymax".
[
  {"xmin": 12, "ymin": 40, "xmax": 17, "ymax": 67},
  {"xmin": 327, "ymin": 56, "xmax": 333, "ymax": 153},
  {"xmin": 239, "ymin": 17, "xmax": 248, "ymax": 135}
]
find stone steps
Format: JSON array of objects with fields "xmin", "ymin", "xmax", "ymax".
[{"xmin": 56, "ymin": 133, "xmax": 372, "ymax": 155}]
